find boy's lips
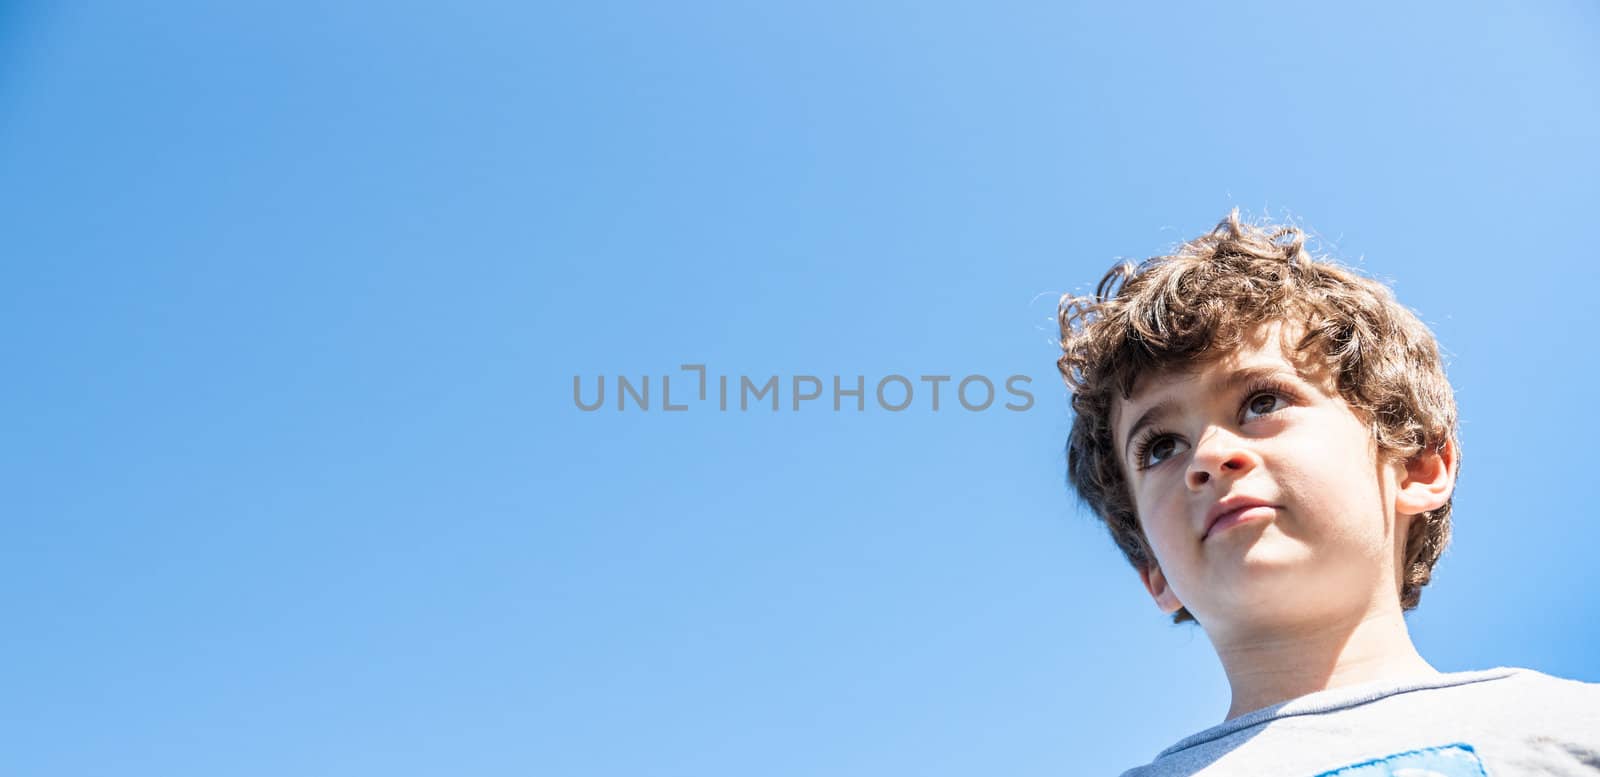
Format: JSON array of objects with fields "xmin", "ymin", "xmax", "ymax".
[{"xmin": 1203, "ymin": 496, "xmax": 1278, "ymax": 540}]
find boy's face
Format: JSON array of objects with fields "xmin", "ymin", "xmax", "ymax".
[{"xmin": 1112, "ymin": 321, "xmax": 1428, "ymax": 634}]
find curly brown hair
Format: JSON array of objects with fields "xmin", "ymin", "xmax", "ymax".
[{"xmin": 1057, "ymin": 210, "xmax": 1459, "ymax": 625}]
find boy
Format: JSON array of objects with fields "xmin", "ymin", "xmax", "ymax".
[{"xmin": 1057, "ymin": 211, "xmax": 1600, "ymax": 776}]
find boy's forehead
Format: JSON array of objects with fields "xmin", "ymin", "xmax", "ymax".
[
  {"xmin": 1110, "ymin": 324, "xmax": 1317, "ymax": 432},
  {"xmin": 1112, "ymin": 360, "xmax": 1234, "ymax": 426}
]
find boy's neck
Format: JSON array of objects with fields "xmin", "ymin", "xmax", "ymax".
[{"xmin": 1211, "ymin": 605, "xmax": 1439, "ymax": 722}]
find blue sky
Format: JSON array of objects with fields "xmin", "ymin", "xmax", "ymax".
[{"xmin": 3, "ymin": 2, "xmax": 1597, "ymax": 775}]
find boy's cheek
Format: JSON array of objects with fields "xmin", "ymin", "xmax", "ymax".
[{"xmin": 1141, "ymin": 505, "xmax": 1190, "ymax": 551}]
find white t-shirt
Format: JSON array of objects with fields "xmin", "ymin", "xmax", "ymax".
[{"xmin": 1120, "ymin": 667, "xmax": 1600, "ymax": 776}]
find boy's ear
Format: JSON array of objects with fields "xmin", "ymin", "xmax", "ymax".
[
  {"xmin": 1138, "ymin": 562, "xmax": 1185, "ymax": 615},
  {"xmin": 1395, "ymin": 437, "xmax": 1458, "ymax": 516}
]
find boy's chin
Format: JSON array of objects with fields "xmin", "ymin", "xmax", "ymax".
[
  {"xmin": 1209, "ymin": 566, "xmax": 1375, "ymax": 628},
  {"xmin": 1205, "ymin": 555, "xmax": 1340, "ymax": 612},
  {"xmin": 1212, "ymin": 531, "xmax": 1314, "ymax": 573}
]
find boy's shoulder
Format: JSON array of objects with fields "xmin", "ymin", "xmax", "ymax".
[{"xmin": 1119, "ymin": 667, "xmax": 1600, "ymax": 777}]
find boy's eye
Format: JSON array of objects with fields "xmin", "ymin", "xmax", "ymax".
[
  {"xmin": 1243, "ymin": 391, "xmax": 1286, "ymax": 419},
  {"xmin": 1137, "ymin": 434, "xmax": 1190, "ymax": 469}
]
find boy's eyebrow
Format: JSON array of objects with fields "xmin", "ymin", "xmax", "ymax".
[
  {"xmin": 1121, "ymin": 402, "xmax": 1176, "ymax": 461},
  {"xmin": 1119, "ymin": 364, "xmax": 1303, "ymax": 462}
]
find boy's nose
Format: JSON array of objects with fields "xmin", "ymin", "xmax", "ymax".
[{"xmin": 1186, "ymin": 433, "xmax": 1254, "ymax": 490}]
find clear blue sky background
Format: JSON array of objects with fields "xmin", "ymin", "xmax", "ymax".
[{"xmin": 4, "ymin": 2, "xmax": 1597, "ymax": 775}]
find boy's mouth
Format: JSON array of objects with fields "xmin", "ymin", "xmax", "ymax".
[{"xmin": 1203, "ymin": 496, "xmax": 1277, "ymax": 540}]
